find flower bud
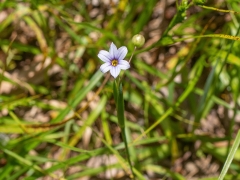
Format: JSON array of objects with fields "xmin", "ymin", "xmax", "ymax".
[{"xmin": 132, "ymin": 34, "xmax": 145, "ymax": 48}]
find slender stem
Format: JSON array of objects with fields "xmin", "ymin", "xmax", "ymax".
[
  {"xmin": 117, "ymin": 82, "xmax": 135, "ymax": 179},
  {"xmin": 121, "ymin": 126, "xmax": 135, "ymax": 179},
  {"xmin": 128, "ymin": 46, "xmax": 137, "ymax": 64}
]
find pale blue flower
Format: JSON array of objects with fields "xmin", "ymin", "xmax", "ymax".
[{"xmin": 98, "ymin": 42, "xmax": 130, "ymax": 78}]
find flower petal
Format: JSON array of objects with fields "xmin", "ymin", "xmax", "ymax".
[
  {"xmin": 98, "ymin": 50, "xmax": 111, "ymax": 62},
  {"xmin": 110, "ymin": 66, "xmax": 121, "ymax": 78},
  {"xmin": 118, "ymin": 60, "xmax": 130, "ymax": 70},
  {"xmin": 109, "ymin": 42, "xmax": 118, "ymax": 59},
  {"xmin": 117, "ymin": 46, "xmax": 128, "ymax": 60},
  {"xmin": 100, "ymin": 62, "xmax": 112, "ymax": 73}
]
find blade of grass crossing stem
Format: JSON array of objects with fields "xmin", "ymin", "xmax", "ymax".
[
  {"xmin": 218, "ymin": 130, "xmax": 240, "ymax": 180},
  {"xmin": 117, "ymin": 82, "xmax": 134, "ymax": 178},
  {"xmin": 52, "ymin": 70, "xmax": 103, "ymax": 123}
]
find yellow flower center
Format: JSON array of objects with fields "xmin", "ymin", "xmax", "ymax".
[{"xmin": 111, "ymin": 59, "xmax": 118, "ymax": 67}]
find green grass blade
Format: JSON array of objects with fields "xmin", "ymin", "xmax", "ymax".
[
  {"xmin": 218, "ymin": 130, "xmax": 240, "ymax": 180},
  {"xmin": 1, "ymin": 146, "xmax": 48, "ymax": 176},
  {"xmin": 133, "ymin": 56, "xmax": 204, "ymax": 143},
  {"xmin": 117, "ymin": 82, "xmax": 134, "ymax": 178},
  {"xmin": 117, "ymin": 82, "xmax": 125, "ymax": 129},
  {"xmin": 113, "ymin": 79, "xmax": 118, "ymax": 106},
  {"xmin": 52, "ymin": 70, "xmax": 103, "ymax": 123}
]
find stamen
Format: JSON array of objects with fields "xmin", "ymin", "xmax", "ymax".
[{"xmin": 111, "ymin": 59, "xmax": 118, "ymax": 67}]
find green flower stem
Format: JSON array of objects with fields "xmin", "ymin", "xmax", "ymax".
[
  {"xmin": 114, "ymin": 81, "xmax": 134, "ymax": 179},
  {"xmin": 128, "ymin": 46, "xmax": 137, "ymax": 64}
]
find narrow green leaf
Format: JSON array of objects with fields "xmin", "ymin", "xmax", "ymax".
[
  {"xmin": 218, "ymin": 130, "xmax": 240, "ymax": 180},
  {"xmin": 134, "ymin": 56, "xmax": 204, "ymax": 142},
  {"xmin": 101, "ymin": 110, "xmax": 113, "ymax": 145},
  {"xmin": 1, "ymin": 146, "xmax": 44, "ymax": 175},
  {"xmin": 52, "ymin": 70, "xmax": 103, "ymax": 123},
  {"xmin": 117, "ymin": 82, "xmax": 125, "ymax": 129},
  {"xmin": 68, "ymin": 95, "xmax": 107, "ymax": 147},
  {"xmin": 113, "ymin": 80, "xmax": 118, "ymax": 106},
  {"xmin": 117, "ymin": 82, "xmax": 135, "ymax": 178}
]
